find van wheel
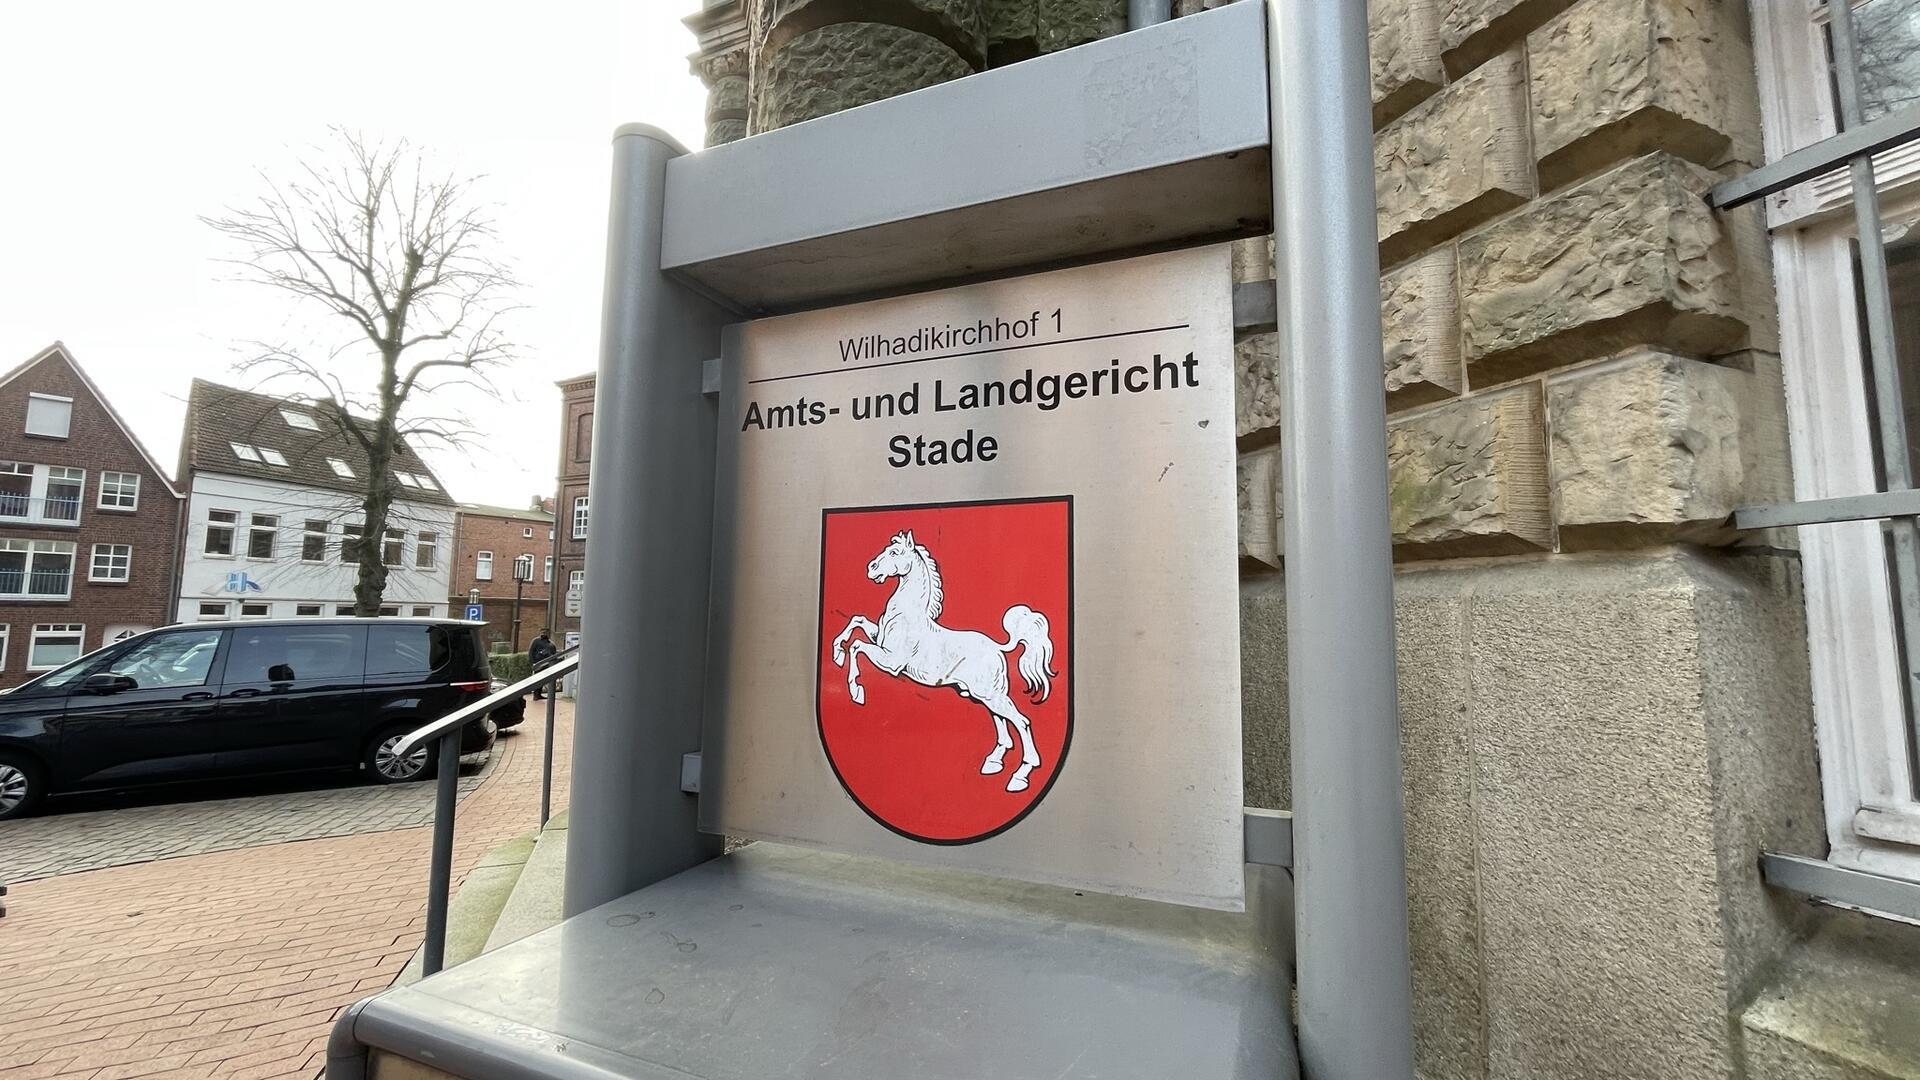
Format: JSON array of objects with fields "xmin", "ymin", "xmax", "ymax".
[
  {"xmin": 0, "ymin": 751, "xmax": 46, "ymax": 820},
  {"xmin": 365, "ymin": 729, "xmax": 432, "ymax": 784}
]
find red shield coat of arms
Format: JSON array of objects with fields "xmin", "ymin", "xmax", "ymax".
[{"xmin": 817, "ymin": 496, "xmax": 1073, "ymax": 844}]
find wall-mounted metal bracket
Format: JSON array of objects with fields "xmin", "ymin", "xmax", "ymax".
[
  {"xmin": 1761, "ymin": 851, "xmax": 1920, "ymax": 924},
  {"xmin": 681, "ymin": 752, "xmax": 702, "ymax": 794},
  {"xmin": 701, "ymin": 358, "xmax": 722, "ymax": 397},
  {"xmin": 1734, "ymin": 488, "xmax": 1920, "ymax": 530}
]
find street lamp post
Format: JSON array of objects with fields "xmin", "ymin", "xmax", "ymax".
[{"xmin": 511, "ymin": 554, "xmax": 535, "ymax": 650}]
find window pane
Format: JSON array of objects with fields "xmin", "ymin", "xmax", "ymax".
[
  {"xmin": 29, "ymin": 627, "xmax": 84, "ymax": 669},
  {"xmin": 108, "ymin": 629, "xmax": 222, "ymax": 689},
  {"xmin": 247, "ymin": 517, "xmax": 276, "ymax": 559},
  {"xmin": 206, "ymin": 510, "xmax": 235, "ymax": 556},
  {"xmin": 25, "ymin": 396, "xmax": 72, "ymax": 438},
  {"xmin": 341, "ymin": 525, "xmax": 363, "ymax": 564},
  {"xmin": 228, "ymin": 626, "xmax": 365, "ymax": 682},
  {"xmin": 198, "ymin": 602, "xmax": 228, "ymax": 620},
  {"xmin": 29, "ymin": 552, "xmax": 71, "ymax": 596},
  {"xmin": 44, "ymin": 474, "xmax": 81, "ymax": 521},
  {"xmin": 296, "ymin": 604, "xmax": 323, "ymax": 616},
  {"xmin": 1853, "ymin": 0, "xmax": 1920, "ymax": 123},
  {"xmin": 383, "ymin": 529, "xmax": 404, "ymax": 566}
]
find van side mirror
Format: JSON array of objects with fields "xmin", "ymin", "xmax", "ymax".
[{"xmin": 84, "ymin": 673, "xmax": 137, "ymax": 694}]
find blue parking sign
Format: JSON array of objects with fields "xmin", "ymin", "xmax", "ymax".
[{"xmin": 464, "ymin": 603, "xmax": 484, "ymax": 620}]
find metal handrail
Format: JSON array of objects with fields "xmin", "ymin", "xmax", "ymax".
[
  {"xmin": 406, "ymin": 645, "xmax": 580, "ymax": 976},
  {"xmin": 393, "ymin": 647, "xmax": 579, "ymax": 757}
]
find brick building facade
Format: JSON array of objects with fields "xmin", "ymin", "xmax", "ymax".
[
  {"xmin": 551, "ymin": 373, "xmax": 594, "ymax": 647},
  {"xmin": 0, "ymin": 344, "xmax": 182, "ymax": 688},
  {"xmin": 675, "ymin": 2, "xmax": 1920, "ymax": 1078},
  {"xmin": 450, "ymin": 501, "xmax": 554, "ymax": 652}
]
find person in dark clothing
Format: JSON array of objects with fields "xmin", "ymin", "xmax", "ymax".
[{"xmin": 529, "ymin": 629, "xmax": 557, "ymax": 699}]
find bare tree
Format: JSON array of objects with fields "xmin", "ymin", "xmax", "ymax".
[{"xmin": 205, "ymin": 128, "xmax": 518, "ymax": 615}]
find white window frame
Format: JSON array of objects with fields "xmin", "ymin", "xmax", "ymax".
[
  {"xmin": 383, "ymin": 528, "xmax": 406, "ymax": 567},
  {"xmin": 27, "ymin": 623, "xmax": 84, "ymax": 670},
  {"xmin": 301, "ymin": 519, "xmax": 329, "ymax": 563},
  {"xmin": 197, "ymin": 601, "xmax": 230, "ymax": 622},
  {"xmin": 280, "ymin": 408, "xmax": 319, "ymax": 430},
  {"xmin": 97, "ymin": 471, "xmax": 139, "ymax": 511},
  {"xmin": 327, "ymin": 457, "xmax": 355, "ymax": 478},
  {"xmin": 0, "ymin": 539, "xmax": 75, "ymax": 600},
  {"xmin": 1753, "ymin": 0, "xmax": 1920, "ymax": 879},
  {"xmin": 89, "ymin": 543, "xmax": 132, "ymax": 583},
  {"xmin": 0, "ymin": 624, "xmax": 10, "ymax": 671},
  {"xmin": 238, "ymin": 601, "xmax": 272, "ymax": 620},
  {"xmin": 411, "ymin": 605, "xmax": 433, "ymax": 617},
  {"xmin": 573, "ymin": 496, "xmax": 589, "ymax": 540},
  {"xmin": 415, "ymin": 531, "xmax": 437, "ymax": 570},
  {"xmin": 544, "ymin": 554, "xmax": 553, "ymax": 583},
  {"xmin": 43, "ymin": 466, "xmax": 83, "ymax": 524},
  {"xmin": 295, "ymin": 603, "xmax": 324, "ymax": 617},
  {"xmin": 476, "ymin": 550, "xmax": 494, "ymax": 581},
  {"xmin": 259, "ymin": 447, "xmax": 289, "ymax": 467},
  {"xmin": 247, "ymin": 514, "xmax": 278, "ymax": 560},
  {"xmin": 205, "ymin": 508, "xmax": 238, "ymax": 558},
  {"xmin": 24, "ymin": 394, "xmax": 72, "ymax": 439}
]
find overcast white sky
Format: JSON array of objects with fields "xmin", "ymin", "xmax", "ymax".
[{"xmin": 0, "ymin": 0, "xmax": 708, "ymax": 509}]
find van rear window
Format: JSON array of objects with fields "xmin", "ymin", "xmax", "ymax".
[{"xmin": 367, "ymin": 625, "xmax": 451, "ymax": 676}]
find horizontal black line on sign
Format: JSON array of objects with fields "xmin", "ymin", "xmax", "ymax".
[{"xmin": 746, "ymin": 323, "xmax": 1192, "ymax": 386}]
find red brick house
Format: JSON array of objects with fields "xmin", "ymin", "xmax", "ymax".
[
  {"xmin": 450, "ymin": 500, "xmax": 554, "ymax": 651},
  {"xmin": 0, "ymin": 344, "xmax": 183, "ymax": 687}
]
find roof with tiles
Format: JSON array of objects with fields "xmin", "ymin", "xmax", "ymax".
[{"xmin": 179, "ymin": 379, "xmax": 456, "ymax": 507}]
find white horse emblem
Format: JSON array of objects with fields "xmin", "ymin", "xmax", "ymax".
[{"xmin": 830, "ymin": 531, "xmax": 1059, "ymax": 793}]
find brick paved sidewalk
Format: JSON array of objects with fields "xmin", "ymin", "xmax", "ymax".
[
  {"xmin": 1, "ymin": 752, "xmax": 496, "ymax": 884},
  {"xmin": 0, "ymin": 701, "xmax": 573, "ymax": 1080}
]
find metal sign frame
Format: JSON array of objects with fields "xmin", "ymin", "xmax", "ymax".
[{"xmin": 563, "ymin": 3, "xmax": 1413, "ymax": 1076}]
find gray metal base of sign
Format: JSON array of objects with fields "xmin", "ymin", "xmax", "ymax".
[{"xmin": 330, "ymin": 843, "xmax": 1298, "ymax": 1079}]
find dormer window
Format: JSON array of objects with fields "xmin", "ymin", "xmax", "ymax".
[
  {"xmin": 280, "ymin": 408, "xmax": 319, "ymax": 431},
  {"xmin": 229, "ymin": 442, "xmax": 261, "ymax": 462},
  {"xmin": 259, "ymin": 448, "xmax": 289, "ymax": 467},
  {"xmin": 328, "ymin": 457, "xmax": 355, "ymax": 478}
]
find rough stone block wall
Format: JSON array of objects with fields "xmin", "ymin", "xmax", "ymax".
[{"xmin": 1237, "ymin": 0, "xmax": 1782, "ymax": 568}]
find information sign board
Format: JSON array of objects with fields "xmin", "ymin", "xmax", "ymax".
[{"xmin": 702, "ymin": 246, "xmax": 1244, "ymax": 907}]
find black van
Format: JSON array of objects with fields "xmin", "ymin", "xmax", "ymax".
[{"xmin": 0, "ymin": 618, "xmax": 498, "ymax": 820}]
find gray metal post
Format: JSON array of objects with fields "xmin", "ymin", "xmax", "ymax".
[
  {"xmin": 1269, "ymin": 1, "xmax": 1416, "ymax": 1077},
  {"xmin": 564, "ymin": 125, "xmax": 731, "ymax": 918},
  {"xmin": 540, "ymin": 688, "xmax": 557, "ymax": 828},
  {"xmin": 1127, "ymin": 0, "xmax": 1171, "ymax": 29},
  {"xmin": 422, "ymin": 733, "xmax": 461, "ymax": 976}
]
